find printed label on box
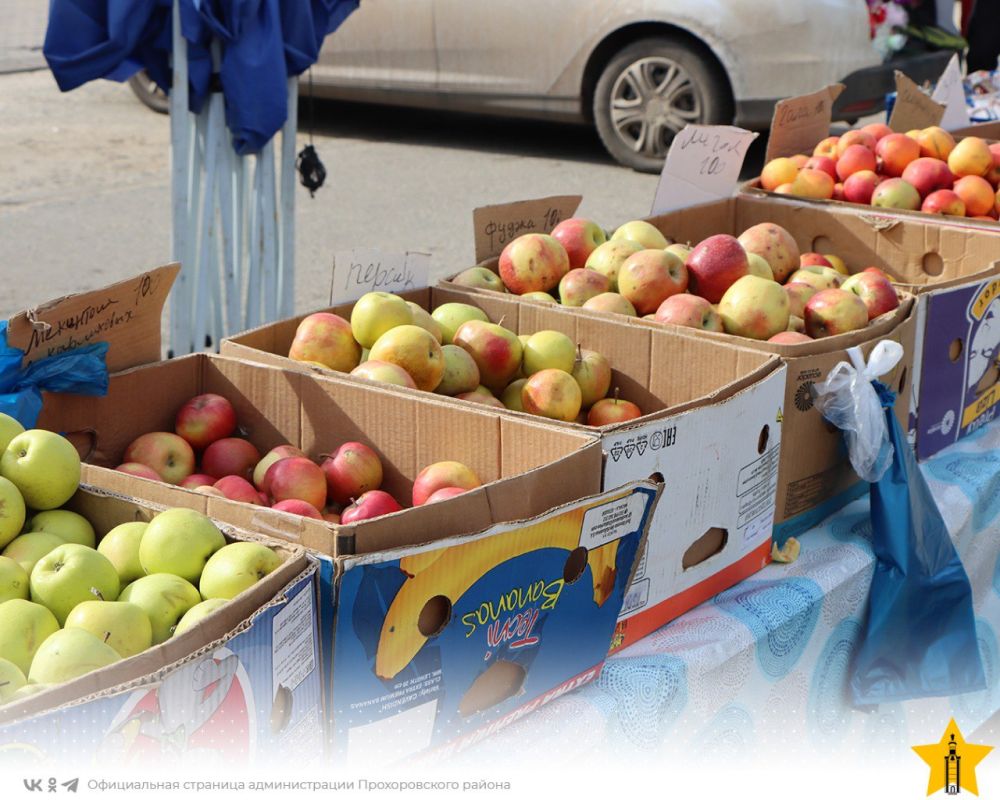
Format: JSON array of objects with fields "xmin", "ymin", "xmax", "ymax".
[{"xmin": 272, "ymin": 583, "xmax": 316, "ymax": 693}]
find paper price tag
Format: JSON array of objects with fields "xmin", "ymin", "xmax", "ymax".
[
  {"xmin": 765, "ymin": 84, "xmax": 844, "ymax": 162},
  {"xmin": 329, "ymin": 249, "xmax": 431, "ymax": 305},
  {"xmin": 651, "ymin": 125, "xmax": 758, "ymax": 215},
  {"xmin": 888, "ymin": 71, "xmax": 944, "ymax": 132},
  {"xmin": 471, "ymin": 195, "xmax": 581, "ymax": 263},
  {"xmin": 932, "ymin": 53, "xmax": 970, "ymax": 131}
]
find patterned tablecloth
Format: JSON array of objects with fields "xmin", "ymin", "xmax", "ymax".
[{"xmin": 469, "ymin": 423, "xmax": 1000, "ymax": 764}]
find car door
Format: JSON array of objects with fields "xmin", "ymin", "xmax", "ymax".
[{"xmin": 314, "ymin": 0, "xmax": 437, "ymax": 89}]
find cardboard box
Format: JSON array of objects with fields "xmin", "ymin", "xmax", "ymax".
[
  {"xmin": 436, "ymin": 196, "xmax": 923, "ymax": 543},
  {"xmin": 221, "ymin": 288, "xmax": 787, "ymax": 652},
  {"xmin": 0, "ymin": 486, "xmax": 324, "ymax": 767}
]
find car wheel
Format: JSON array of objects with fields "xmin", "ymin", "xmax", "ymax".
[
  {"xmin": 128, "ymin": 70, "xmax": 169, "ymax": 114},
  {"xmin": 593, "ymin": 36, "xmax": 733, "ymax": 173}
]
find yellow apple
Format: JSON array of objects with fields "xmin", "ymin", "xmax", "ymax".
[
  {"xmin": 28, "ymin": 628, "xmax": 121, "ymax": 685},
  {"xmin": 27, "ymin": 509, "xmax": 95, "ymax": 548},
  {"xmin": 0, "ymin": 475, "xmax": 26, "ymax": 548},
  {"xmin": 1, "ymin": 430, "xmax": 80, "ymax": 511}
]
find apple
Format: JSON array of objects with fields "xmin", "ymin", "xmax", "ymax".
[
  {"xmin": 746, "ymin": 253, "xmax": 774, "ymax": 281},
  {"xmin": 822, "ymin": 254, "xmax": 850, "ymax": 276},
  {"xmin": 138, "ymin": 508, "xmax": 226, "ymax": 583},
  {"xmin": 288, "ymin": 312, "xmax": 361, "ymax": 372},
  {"xmin": 120, "ymin": 574, "xmax": 202, "ymax": 644},
  {"xmin": 948, "ymin": 136, "xmax": 993, "ymax": 179},
  {"xmin": 353, "ymin": 360, "xmax": 420, "ymax": 388},
  {"xmin": 430, "ymin": 303, "xmax": 489, "ymax": 345},
  {"xmin": 174, "ymin": 394, "xmax": 237, "ymax": 450},
  {"xmin": 31, "ymin": 544, "xmax": 120, "ymax": 625},
  {"xmin": 804, "ymin": 155, "xmax": 837, "ymax": 180},
  {"xmin": 173, "ymin": 598, "xmax": 229, "ymax": 637},
  {"xmin": 875, "ymin": 133, "xmax": 920, "ymax": 178},
  {"xmin": 349, "ymin": 292, "xmax": 414, "ymax": 349},
  {"xmin": 194, "ymin": 486, "xmax": 225, "ymax": 497},
  {"xmin": 452, "ymin": 267, "xmax": 506, "ymax": 293},
  {"xmin": 265, "ymin": 456, "xmax": 327, "ymax": 511},
  {"xmin": 921, "ymin": 189, "xmax": 966, "ymax": 216},
  {"xmin": 0, "ymin": 475, "xmax": 25, "ymax": 549},
  {"xmin": 455, "ymin": 391, "xmax": 505, "ymax": 408},
  {"xmin": 804, "ymin": 289, "xmax": 870, "ymax": 338},
  {"xmin": 986, "ymin": 142, "xmax": 1000, "ymax": 186},
  {"xmin": 761, "ymin": 157, "xmax": 800, "ymax": 190},
  {"xmin": 369, "ymin": 324, "xmax": 444, "ymax": 392},
  {"xmin": 27, "ymin": 509, "xmax": 95, "ymax": 547},
  {"xmin": 0, "ymin": 657, "xmax": 26, "ymax": 703},
  {"xmin": 522, "ymin": 291, "xmax": 558, "ymax": 304},
  {"xmin": 813, "ymin": 136, "xmax": 840, "ymax": 159},
  {"xmin": 180, "ymin": 473, "xmax": 217, "ymax": 489},
  {"xmin": 737, "ymin": 223, "xmax": 799, "ymax": 283},
  {"xmin": 501, "ymin": 379, "xmax": 528, "ymax": 411},
  {"xmin": 584, "ymin": 239, "xmax": 642, "ymax": 291},
  {"xmin": 784, "ymin": 282, "xmax": 819, "ymax": 318},
  {"xmin": 551, "ymin": 217, "xmax": 606, "ymax": 268},
  {"xmin": 253, "ymin": 445, "xmax": 306, "ymax": 491},
  {"xmin": 836, "ymin": 144, "xmax": 877, "ymax": 181},
  {"xmin": 97, "ymin": 521, "xmax": 147, "ymax": 584},
  {"xmin": 412, "ymin": 461, "xmax": 482, "ymax": 506},
  {"xmin": 582, "ymin": 292, "xmax": 637, "ymax": 316},
  {"xmin": 861, "ymin": 122, "xmax": 892, "ymax": 141},
  {"xmin": 498, "ymin": 233, "xmax": 570, "ymax": 294},
  {"xmin": 841, "ymin": 272, "xmax": 900, "ymax": 320},
  {"xmin": 787, "ymin": 315, "xmax": 806, "ymax": 333},
  {"xmin": 321, "ymin": 442, "xmax": 383, "ymax": 506},
  {"xmin": 406, "ymin": 302, "xmax": 444, "ymax": 343},
  {"xmin": 202, "ymin": 437, "xmax": 261, "ymax": 481},
  {"xmin": 0, "ymin": 599, "xmax": 59, "ymax": 675},
  {"xmin": 0, "ymin": 413, "xmax": 25, "ymax": 455},
  {"xmin": 654, "ymin": 294, "xmax": 724, "ymax": 332},
  {"xmin": 718, "ymin": 275, "xmax": 791, "ymax": 340},
  {"xmin": 786, "ymin": 266, "xmax": 843, "ymax": 292},
  {"xmin": 523, "ymin": 330, "xmax": 576, "ymax": 376},
  {"xmin": 214, "ymin": 475, "xmax": 264, "ymax": 505},
  {"xmin": 2, "ymin": 430, "xmax": 80, "ymax": 510},
  {"xmin": 65, "ymin": 600, "xmax": 153, "ymax": 658},
  {"xmin": 271, "ymin": 499, "xmax": 324, "ymax": 519},
  {"xmin": 843, "ymin": 170, "xmax": 880, "ymax": 204},
  {"xmin": 340, "ymin": 490, "xmax": 403, "ymax": 523},
  {"xmin": 788, "ymin": 168, "xmax": 835, "ymax": 199},
  {"xmin": 28, "ymin": 628, "xmax": 121, "ymax": 685},
  {"xmin": 837, "ymin": 130, "xmax": 876, "ymax": 156},
  {"xmin": 768, "ymin": 331, "xmax": 813, "ymax": 344},
  {"xmin": 434, "ymin": 344, "xmax": 481, "ymax": 396},
  {"xmin": 123, "ymin": 431, "xmax": 195, "ymax": 485},
  {"xmin": 521, "ymin": 368, "xmax": 583, "ymax": 422},
  {"xmin": 900, "ymin": 159, "xmax": 954, "ymax": 198},
  {"xmin": 559, "ymin": 268, "xmax": 610, "ymax": 307},
  {"xmin": 618, "ymin": 250, "xmax": 688, "ymax": 315},
  {"xmin": 800, "ymin": 253, "xmax": 833, "ymax": 269},
  {"xmin": 611, "ymin": 220, "xmax": 668, "ymax": 250},
  {"xmin": 953, "ymin": 175, "xmax": 995, "ymax": 217},
  {"xmin": 453, "ymin": 320, "xmax": 523, "ymax": 393},
  {"xmin": 426, "ymin": 487, "xmax": 468, "ymax": 504},
  {"xmin": 587, "ymin": 392, "xmax": 642, "ymax": 426},
  {"xmin": 2, "ymin": 532, "xmax": 64, "ymax": 575},
  {"xmin": 116, "ymin": 462, "xmax": 162, "ymax": 481},
  {"xmin": 9, "ymin": 684, "xmax": 51, "ymax": 702},
  {"xmin": 685, "ymin": 234, "xmax": 750, "ymax": 303},
  {"xmin": 871, "ymin": 177, "xmax": 922, "ymax": 210},
  {"xmin": 199, "ymin": 542, "xmax": 282, "ymax": 601},
  {"xmin": 0, "ymin": 556, "xmax": 28, "ymax": 603},
  {"xmin": 571, "ymin": 349, "xmax": 612, "ymax": 409}
]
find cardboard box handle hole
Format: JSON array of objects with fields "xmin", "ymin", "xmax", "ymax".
[
  {"xmin": 458, "ymin": 660, "xmax": 527, "ymax": 717},
  {"xmin": 810, "ymin": 236, "xmax": 835, "ymax": 255},
  {"xmin": 682, "ymin": 527, "xmax": 728, "ymax": 570},
  {"xmin": 757, "ymin": 425, "xmax": 770, "ymax": 454},
  {"xmin": 417, "ymin": 595, "xmax": 452, "ymax": 638},
  {"xmin": 949, "ymin": 338, "xmax": 964, "ymax": 362},
  {"xmin": 922, "ymin": 252, "xmax": 944, "ymax": 277},
  {"xmin": 563, "ymin": 546, "xmax": 589, "ymax": 584}
]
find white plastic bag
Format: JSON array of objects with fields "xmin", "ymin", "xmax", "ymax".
[{"xmin": 812, "ymin": 340, "xmax": 904, "ymax": 483}]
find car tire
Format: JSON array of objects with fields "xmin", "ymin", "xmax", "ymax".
[
  {"xmin": 593, "ymin": 36, "xmax": 733, "ymax": 173},
  {"xmin": 128, "ymin": 70, "xmax": 169, "ymax": 115}
]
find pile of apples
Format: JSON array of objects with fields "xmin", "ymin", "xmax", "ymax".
[
  {"xmin": 759, "ymin": 122, "xmax": 1000, "ymax": 220},
  {"xmin": 451, "ymin": 216, "xmax": 900, "ymax": 343},
  {"xmin": 116, "ymin": 393, "xmax": 484, "ymax": 522},
  {"xmin": 0, "ymin": 412, "xmax": 281, "ymax": 705},
  {"xmin": 287, "ymin": 294, "xmax": 640, "ymax": 425}
]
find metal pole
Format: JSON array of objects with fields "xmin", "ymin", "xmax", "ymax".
[
  {"xmin": 169, "ymin": 0, "xmax": 191, "ymax": 356},
  {"xmin": 279, "ymin": 77, "xmax": 298, "ymax": 319}
]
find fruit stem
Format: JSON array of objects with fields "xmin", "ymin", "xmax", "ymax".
[
  {"xmin": 576, "ymin": 343, "xmax": 583, "ymax": 363},
  {"xmin": 91, "ymin": 587, "xmax": 105, "ymax": 601},
  {"xmin": 613, "ymin": 387, "xmax": 620, "ymax": 405},
  {"xmin": 104, "ymin": 631, "xmax": 111, "ymax": 644}
]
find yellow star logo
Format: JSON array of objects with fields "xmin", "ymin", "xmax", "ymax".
[{"xmin": 913, "ymin": 718, "xmax": 993, "ymax": 796}]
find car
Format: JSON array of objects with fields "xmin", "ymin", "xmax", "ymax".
[{"xmin": 130, "ymin": 0, "xmax": 954, "ymax": 172}]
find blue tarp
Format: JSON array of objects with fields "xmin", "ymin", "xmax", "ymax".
[{"xmin": 43, "ymin": 0, "xmax": 359, "ymax": 154}]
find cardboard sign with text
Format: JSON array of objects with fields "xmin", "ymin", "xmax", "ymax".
[
  {"xmin": 472, "ymin": 195, "xmax": 581, "ymax": 262},
  {"xmin": 651, "ymin": 125, "xmax": 758, "ymax": 215},
  {"xmin": 6, "ymin": 263, "xmax": 178, "ymax": 373},
  {"xmin": 888, "ymin": 71, "xmax": 945, "ymax": 132},
  {"xmin": 933, "ymin": 53, "xmax": 971, "ymax": 131},
  {"xmin": 329, "ymin": 249, "xmax": 431, "ymax": 305},
  {"xmin": 765, "ymin": 84, "xmax": 844, "ymax": 162}
]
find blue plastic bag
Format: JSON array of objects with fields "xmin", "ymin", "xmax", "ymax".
[
  {"xmin": 814, "ymin": 342, "xmax": 985, "ymax": 705},
  {"xmin": 0, "ymin": 321, "xmax": 110, "ymax": 428}
]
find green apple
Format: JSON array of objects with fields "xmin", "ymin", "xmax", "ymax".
[
  {"xmin": 120, "ymin": 574, "xmax": 201, "ymax": 644},
  {"xmin": 8, "ymin": 683, "xmax": 50, "ymax": 703},
  {"xmin": 0, "ymin": 599, "xmax": 59, "ymax": 675},
  {"xmin": 173, "ymin": 598, "xmax": 228, "ymax": 637},
  {"xmin": 2, "ymin": 531, "xmax": 64, "ymax": 575},
  {"xmin": 96, "ymin": 521, "xmax": 147, "ymax": 584},
  {"xmin": 200, "ymin": 542, "xmax": 282, "ymax": 600},
  {"xmin": 0, "ymin": 657, "xmax": 27, "ymax": 703},
  {"xmin": 0, "ymin": 555, "xmax": 29, "ymax": 603},
  {"xmin": 406, "ymin": 302, "xmax": 444, "ymax": 343},
  {"xmin": 138, "ymin": 508, "xmax": 226, "ymax": 583},
  {"xmin": 430, "ymin": 303, "xmax": 489, "ymax": 345},
  {"xmin": 1, "ymin": 430, "xmax": 80, "ymax": 510},
  {"xmin": 522, "ymin": 330, "xmax": 576, "ymax": 375},
  {"xmin": 0, "ymin": 413, "xmax": 25, "ymax": 455},
  {"xmin": 28, "ymin": 628, "xmax": 121, "ymax": 685},
  {"xmin": 30, "ymin": 544, "xmax": 120, "ymax": 625},
  {"xmin": 27, "ymin": 510, "xmax": 96, "ymax": 548},
  {"xmin": 350, "ymin": 292, "xmax": 414, "ymax": 349},
  {"xmin": 0, "ymin": 475, "xmax": 26, "ymax": 549},
  {"xmin": 65, "ymin": 601, "xmax": 152, "ymax": 658}
]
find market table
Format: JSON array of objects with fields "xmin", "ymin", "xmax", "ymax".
[{"xmin": 468, "ymin": 423, "xmax": 1000, "ymax": 763}]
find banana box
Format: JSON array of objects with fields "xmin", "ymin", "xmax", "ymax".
[
  {"xmin": 325, "ymin": 481, "xmax": 659, "ymax": 762},
  {"xmin": 0, "ymin": 488, "xmax": 324, "ymax": 769}
]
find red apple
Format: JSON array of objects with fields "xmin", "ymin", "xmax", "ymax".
[
  {"xmin": 452, "ymin": 320, "xmax": 523, "ymax": 392},
  {"xmin": 800, "ymin": 253, "xmax": 833, "ymax": 269},
  {"xmin": 214, "ymin": 475, "xmax": 264, "ymax": 505},
  {"xmin": 654, "ymin": 294, "xmax": 723, "ymax": 332},
  {"xmin": 836, "ymin": 144, "xmax": 877, "ymax": 181},
  {"xmin": 123, "ymin": 432, "xmax": 196, "ymax": 485},
  {"xmin": 737, "ymin": 223, "xmax": 800, "ymax": 283},
  {"xmin": 617, "ymin": 250, "xmax": 688, "ymax": 315},
  {"xmin": 288, "ymin": 312, "xmax": 361, "ymax": 373},
  {"xmin": 587, "ymin": 393, "xmax": 642, "ymax": 426},
  {"xmin": 784, "ymin": 282, "xmax": 819, "ymax": 318},
  {"xmin": 426, "ymin": 486, "xmax": 469, "ymax": 504},
  {"xmin": 804, "ymin": 289, "xmax": 869, "ymax": 338},
  {"xmin": 804, "ymin": 156, "xmax": 837, "ymax": 180},
  {"xmin": 871, "ymin": 178, "xmax": 921, "ymax": 210},
  {"xmin": 320, "ymin": 442, "xmax": 383, "ymax": 506},
  {"xmin": 253, "ymin": 444, "xmax": 306, "ymax": 491},
  {"xmin": 174, "ymin": 393, "xmax": 237, "ymax": 450},
  {"xmin": 685, "ymin": 234, "xmax": 750, "ymax": 303},
  {"xmin": 861, "ymin": 122, "xmax": 893, "ymax": 142},
  {"xmin": 115, "ymin": 462, "xmax": 162, "ymax": 481},
  {"xmin": 836, "ymin": 130, "xmax": 877, "ymax": 156},
  {"xmin": 843, "ymin": 170, "xmax": 880, "ymax": 204},
  {"xmin": 875, "ymin": 133, "xmax": 920, "ymax": 178},
  {"xmin": 921, "ymin": 189, "xmax": 966, "ymax": 216},
  {"xmin": 265, "ymin": 456, "xmax": 327, "ymax": 511},
  {"xmin": 550, "ymin": 218, "xmax": 607, "ymax": 269},
  {"xmin": 498, "ymin": 233, "xmax": 570, "ymax": 294},
  {"xmin": 412, "ymin": 461, "xmax": 481, "ymax": 506},
  {"xmin": 768, "ymin": 331, "xmax": 813, "ymax": 344},
  {"xmin": 901, "ymin": 158, "xmax": 955, "ymax": 198},
  {"xmin": 271, "ymin": 499, "xmax": 324, "ymax": 520},
  {"xmin": 180, "ymin": 473, "xmax": 216, "ymax": 489},
  {"xmin": 841, "ymin": 272, "xmax": 900, "ymax": 320},
  {"xmin": 201, "ymin": 437, "xmax": 261, "ymax": 481},
  {"xmin": 558, "ymin": 268, "xmax": 611, "ymax": 307},
  {"xmin": 340, "ymin": 490, "xmax": 403, "ymax": 523}
]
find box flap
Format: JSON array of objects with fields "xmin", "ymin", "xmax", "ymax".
[
  {"xmin": 764, "ymin": 84, "xmax": 843, "ymax": 161},
  {"xmin": 472, "ymin": 196, "xmax": 581, "ymax": 262},
  {"xmin": 888, "ymin": 71, "xmax": 945, "ymax": 132}
]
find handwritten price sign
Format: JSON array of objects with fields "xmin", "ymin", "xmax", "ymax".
[
  {"xmin": 471, "ymin": 195, "xmax": 581, "ymax": 262},
  {"xmin": 650, "ymin": 125, "xmax": 758, "ymax": 215},
  {"xmin": 329, "ymin": 250, "xmax": 431, "ymax": 305}
]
